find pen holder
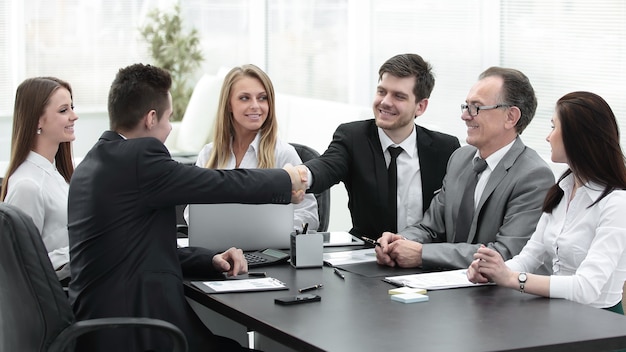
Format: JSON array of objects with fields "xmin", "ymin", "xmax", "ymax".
[{"xmin": 290, "ymin": 231, "xmax": 323, "ymax": 268}]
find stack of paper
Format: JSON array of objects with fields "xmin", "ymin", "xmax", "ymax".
[
  {"xmin": 384, "ymin": 269, "xmax": 491, "ymax": 290},
  {"xmin": 192, "ymin": 277, "xmax": 288, "ymax": 294},
  {"xmin": 322, "ymin": 248, "xmax": 377, "ymax": 266}
]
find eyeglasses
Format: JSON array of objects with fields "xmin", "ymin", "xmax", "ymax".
[{"xmin": 460, "ymin": 103, "xmax": 511, "ymax": 117}]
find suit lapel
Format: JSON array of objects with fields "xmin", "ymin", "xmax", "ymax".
[
  {"xmin": 367, "ymin": 122, "xmax": 388, "ymax": 205},
  {"xmin": 469, "ymin": 137, "xmax": 526, "ymax": 241},
  {"xmin": 415, "ymin": 125, "xmax": 437, "ymax": 208}
]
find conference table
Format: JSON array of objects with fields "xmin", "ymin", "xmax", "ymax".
[{"xmin": 185, "ymin": 260, "xmax": 626, "ymax": 351}]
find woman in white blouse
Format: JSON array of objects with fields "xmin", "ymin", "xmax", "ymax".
[
  {"xmin": 185, "ymin": 64, "xmax": 319, "ymax": 230},
  {"xmin": 467, "ymin": 91, "xmax": 626, "ymax": 314},
  {"xmin": 1, "ymin": 77, "xmax": 78, "ymax": 283}
]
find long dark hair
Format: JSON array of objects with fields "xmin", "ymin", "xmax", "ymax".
[
  {"xmin": 1, "ymin": 77, "xmax": 74, "ymax": 201},
  {"xmin": 543, "ymin": 91, "xmax": 626, "ymax": 212}
]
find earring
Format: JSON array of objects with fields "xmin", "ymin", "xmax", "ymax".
[{"xmin": 36, "ymin": 128, "xmax": 42, "ymax": 135}]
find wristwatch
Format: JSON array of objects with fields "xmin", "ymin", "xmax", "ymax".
[{"xmin": 518, "ymin": 272, "xmax": 527, "ymax": 293}]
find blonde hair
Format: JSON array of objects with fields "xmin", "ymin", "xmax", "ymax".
[{"xmin": 207, "ymin": 64, "xmax": 277, "ymax": 169}]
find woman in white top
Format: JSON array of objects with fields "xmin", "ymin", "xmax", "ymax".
[
  {"xmin": 467, "ymin": 91, "xmax": 626, "ymax": 314},
  {"xmin": 1, "ymin": 77, "xmax": 78, "ymax": 282},
  {"xmin": 185, "ymin": 64, "xmax": 319, "ymax": 231}
]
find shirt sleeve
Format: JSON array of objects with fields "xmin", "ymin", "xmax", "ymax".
[
  {"xmin": 549, "ymin": 193, "xmax": 626, "ymax": 305},
  {"xmin": 5, "ymin": 178, "xmax": 45, "ymax": 234},
  {"xmin": 183, "ymin": 143, "xmax": 215, "ymax": 224}
]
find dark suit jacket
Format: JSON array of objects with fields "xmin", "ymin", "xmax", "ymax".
[
  {"xmin": 68, "ymin": 131, "xmax": 291, "ymax": 352},
  {"xmin": 400, "ymin": 137, "xmax": 555, "ymax": 270},
  {"xmin": 305, "ymin": 119, "xmax": 460, "ymax": 238}
]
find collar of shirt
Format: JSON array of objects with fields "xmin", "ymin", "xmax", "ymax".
[
  {"xmin": 26, "ymin": 150, "xmax": 56, "ymax": 174},
  {"xmin": 377, "ymin": 123, "xmax": 418, "ymax": 160},
  {"xmin": 473, "ymin": 138, "xmax": 516, "ymax": 172},
  {"xmin": 227, "ymin": 131, "xmax": 262, "ymax": 169},
  {"xmin": 558, "ymin": 173, "xmax": 606, "ymax": 205}
]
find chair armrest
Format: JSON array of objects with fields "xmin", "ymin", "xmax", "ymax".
[
  {"xmin": 177, "ymin": 224, "xmax": 189, "ymax": 238},
  {"xmin": 48, "ymin": 317, "xmax": 188, "ymax": 352}
]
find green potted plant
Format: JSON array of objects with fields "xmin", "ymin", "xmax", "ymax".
[{"xmin": 139, "ymin": 4, "xmax": 204, "ymax": 121}]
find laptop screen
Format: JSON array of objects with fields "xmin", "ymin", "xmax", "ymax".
[{"xmin": 187, "ymin": 203, "xmax": 294, "ymax": 252}]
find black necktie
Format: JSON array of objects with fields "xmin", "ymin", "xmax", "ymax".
[
  {"xmin": 455, "ymin": 157, "xmax": 488, "ymax": 243},
  {"xmin": 387, "ymin": 146, "xmax": 403, "ymax": 233}
]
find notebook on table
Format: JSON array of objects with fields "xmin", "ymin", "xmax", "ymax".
[{"xmin": 187, "ymin": 203, "xmax": 294, "ymax": 252}]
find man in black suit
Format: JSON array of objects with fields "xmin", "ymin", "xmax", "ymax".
[
  {"xmin": 297, "ymin": 54, "xmax": 460, "ymax": 238},
  {"xmin": 68, "ymin": 63, "xmax": 305, "ymax": 352}
]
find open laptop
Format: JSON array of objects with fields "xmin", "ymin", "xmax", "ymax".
[{"xmin": 188, "ymin": 203, "xmax": 294, "ymax": 252}]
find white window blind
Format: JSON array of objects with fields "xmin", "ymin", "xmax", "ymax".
[
  {"xmin": 266, "ymin": 0, "xmax": 350, "ymax": 102},
  {"xmin": 19, "ymin": 0, "xmax": 148, "ymax": 112},
  {"xmin": 0, "ymin": 1, "xmax": 13, "ymax": 116},
  {"xmin": 182, "ymin": 0, "xmax": 250, "ymax": 74},
  {"xmin": 2, "ymin": 0, "xmax": 626, "ymax": 165},
  {"xmin": 501, "ymin": 1, "xmax": 626, "ymax": 160},
  {"xmin": 368, "ymin": 0, "xmax": 486, "ymax": 139}
]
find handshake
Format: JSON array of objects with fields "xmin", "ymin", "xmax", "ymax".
[{"xmin": 283, "ymin": 164, "xmax": 310, "ymax": 204}]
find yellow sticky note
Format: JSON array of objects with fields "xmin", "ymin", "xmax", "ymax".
[{"xmin": 388, "ymin": 287, "xmax": 427, "ymax": 295}]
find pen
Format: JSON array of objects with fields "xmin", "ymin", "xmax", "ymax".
[
  {"xmin": 298, "ymin": 283, "xmax": 323, "ymax": 293},
  {"xmin": 302, "ymin": 222, "xmax": 309, "ymax": 235},
  {"xmin": 361, "ymin": 236, "xmax": 381, "ymax": 247},
  {"xmin": 248, "ymin": 272, "xmax": 267, "ymax": 277},
  {"xmin": 333, "ymin": 268, "xmax": 345, "ymax": 280}
]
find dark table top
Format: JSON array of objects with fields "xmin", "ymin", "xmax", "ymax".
[{"xmin": 185, "ymin": 263, "xmax": 626, "ymax": 352}]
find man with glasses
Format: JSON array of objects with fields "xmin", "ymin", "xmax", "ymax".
[{"xmin": 376, "ymin": 67, "xmax": 554, "ymax": 271}]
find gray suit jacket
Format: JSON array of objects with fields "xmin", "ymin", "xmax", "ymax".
[{"xmin": 400, "ymin": 137, "xmax": 554, "ymax": 270}]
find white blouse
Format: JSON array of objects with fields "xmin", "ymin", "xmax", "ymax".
[
  {"xmin": 185, "ymin": 133, "xmax": 320, "ymax": 231},
  {"xmin": 506, "ymin": 173, "xmax": 626, "ymax": 308},
  {"xmin": 5, "ymin": 151, "xmax": 71, "ymax": 280}
]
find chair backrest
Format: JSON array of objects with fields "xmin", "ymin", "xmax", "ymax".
[
  {"xmin": 0, "ymin": 203, "xmax": 74, "ymax": 352},
  {"xmin": 289, "ymin": 143, "xmax": 331, "ymax": 232}
]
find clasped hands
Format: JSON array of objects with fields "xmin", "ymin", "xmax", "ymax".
[
  {"xmin": 374, "ymin": 232, "xmax": 423, "ymax": 268},
  {"xmin": 466, "ymin": 245, "xmax": 511, "ymax": 285}
]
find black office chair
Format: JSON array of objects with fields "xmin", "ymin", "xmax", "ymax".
[
  {"xmin": 289, "ymin": 143, "xmax": 331, "ymax": 232},
  {"xmin": 0, "ymin": 203, "xmax": 188, "ymax": 352}
]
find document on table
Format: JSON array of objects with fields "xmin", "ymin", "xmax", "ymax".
[
  {"xmin": 384, "ymin": 269, "xmax": 493, "ymax": 290},
  {"xmin": 192, "ymin": 277, "xmax": 288, "ymax": 294},
  {"xmin": 323, "ymin": 248, "xmax": 377, "ymax": 266}
]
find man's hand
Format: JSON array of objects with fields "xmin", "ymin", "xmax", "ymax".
[
  {"xmin": 212, "ymin": 247, "xmax": 248, "ymax": 277},
  {"xmin": 283, "ymin": 163, "xmax": 306, "ymax": 204},
  {"xmin": 375, "ymin": 232, "xmax": 399, "ymax": 266},
  {"xmin": 387, "ymin": 238, "xmax": 423, "ymax": 268},
  {"xmin": 375, "ymin": 232, "xmax": 422, "ymax": 267}
]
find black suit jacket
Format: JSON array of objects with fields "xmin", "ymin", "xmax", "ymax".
[
  {"xmin": 305, "ymin": 120, "xmax": 460, "ymax": 238},
  {"xmin": 68, "ymin": 131, "xmax": 291, "ymax": 352}
]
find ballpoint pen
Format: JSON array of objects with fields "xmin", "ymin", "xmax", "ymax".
[
  {"xmin": 302, "ymin": 222, "xmax": 309, "ymax": 235},
  {"xmin": 298, "ymin": 283, "xmax": 323, "ymax": 293},
  {"xmin": 333, "ymin": 268, "xmax": 345, "ymax": 280},
  {"xmin": 361, "ymin": 236, "xmax": 381, "ymax": 247},
  {"xmin": 248, "ymin": 272, "xmax": 267, "ymax": 277}
]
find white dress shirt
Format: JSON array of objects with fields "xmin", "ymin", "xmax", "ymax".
[
  {"xmin": 185, "ymin": 133, "xmax": 320, "ymax": 231},
  {"xmin": 4, "ymin": 151, "xmax": 70, "ymax": 280},
  {"xmin": 378, "ymin": 125, "xmax": 423, "ymax": 232},
  {"xmin": 506, "ymin": 173, "xmax": 626, "ymax": 308},
  {"xmin": 472, "ymin": 139, "xmax": 514, "ymax": 207}
]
